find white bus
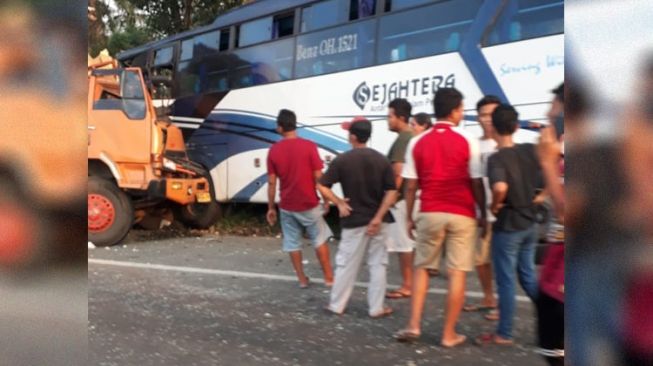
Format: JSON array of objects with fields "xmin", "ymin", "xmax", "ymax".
[{"xmin": 118, "ymin": 0, "xmax": 563, "ymax": 204}]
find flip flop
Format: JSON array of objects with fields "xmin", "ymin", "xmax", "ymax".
[
  {"xmin": 475, "ymin": 333, "xmax": 514, "ymax": 346},
  {"xmin": 463, "ymin": 304, "xmax": 497, "ymax": 312},
  {"xmin": 484, "ymin": 309, "xmax": 500, "ymax": 321},
  {"xmin": 370, "ymin": 306, "xmax": 394, "ymax": 319},
  {"xmin": 386, "ymin": 290, "xmax": 411, "ymax": 299},
  {"xmin": 323, "ymin": 306, "xmax": 343, "ymax": 316},
  {"xmin": 441, "ymin": 335, "xmax": 467, "ymax": 348},
  {"xmin": 393, "ymin": 329, "xmax": 421, "ymax": 343},
  {"xmin": 299, "ymin": 277, "xmax": 310, "ymax": 289}
]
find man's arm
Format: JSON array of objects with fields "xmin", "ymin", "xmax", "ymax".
[
  {"xmin": 314, "ymin": 169, "xmax": 330, "ymax": 213},
  {"xmin": 392, "ymin": 162, "xmax": 404, "ymax": 193},
  {"xmin": 472, "ymin": 178, "xmax": 488, "ymax": 237},
  {"xmin": 317, "ymin": 183, "xmax": 352, "ymax": 217},
  {"xmin": 538, "ymin": 125, "xmax": 564, "ymax": 221},
  {"xmin": 266, "ymin": 173, "xmax": 278, "ymax": 226},
  {"xmin": 404, "ymin": 178, "xmax": 418, "ymax": 240},
  {"xmin": 367, "ymin": 189, "xmax": 398, "ymax": 236},
  {"xmin": 490, "ymin": 181, "xmax": 508, "ymax": 215}
]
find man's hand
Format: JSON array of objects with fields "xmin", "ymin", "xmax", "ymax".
[
  {"xmin": 490, "ymin": 203, "xmax": 503, "ymax": 216},
  {"xmin": 477, "ymin": 216, "xmax": 488, "ymax": 239},
  {"xmin": 406, "ymin": 218, "xmax": 416, "ymax": 240},
  {"xmin": 366, "ymin": 217, "xmax": 382, "ymax": 236},
  {"xmin": 336, "ymin": 198, "xmax": 353, "ymax": 218},
  {"xmin": 266, "ymin": 208, "xmax": 278, "ymax": 226},
  {"xmin": 538, "ymin": 124, "xmax": 562, "ymax": 166},
  {"xmin": 322, "ymin": 201, "xmax": 331, "ymax": 216}
]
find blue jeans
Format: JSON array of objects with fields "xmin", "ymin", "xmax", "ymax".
[{"xmin": 492, "ymin": 225, "xmax": 539, "ymax": 339}]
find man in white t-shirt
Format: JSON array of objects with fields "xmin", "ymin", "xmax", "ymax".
[{"xmin": 462, "ymin": 95, "xmax": 501, "ymax": 316}]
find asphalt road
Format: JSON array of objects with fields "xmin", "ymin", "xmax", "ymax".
[{"xmin": 89, "ymin": 231, "xmax": 546, "ymax": 366}]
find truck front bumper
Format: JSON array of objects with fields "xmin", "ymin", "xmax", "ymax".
[{"xmin": 147, "ymin": 178, "xmax": 211, "ymax": 205}]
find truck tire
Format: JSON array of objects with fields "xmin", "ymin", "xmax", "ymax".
[
  {"xmin": 176, "ymin": 174, "xmax": 221, "ymax": 229},
  {"xmin": 88, "ymin": 177, "xmax": 133, "ymax": 246}
]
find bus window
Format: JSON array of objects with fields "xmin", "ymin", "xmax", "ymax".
[
  {"xmin": 181, "ymin": 39, "xmax": 194, "ymax": 61},
  {"xmin": 377, "ymin": 0, "xmax": 481, "ymax": 64},
  {"xmin": 484, "ymin": 0, "xmax": 563, "ymax": 46},
  {"xmin": 238, "ymin": 16, "xmax": 273, "ymax": 47},
  {"xmin": 153, "ymin": 46, "xmax": 174, "ymax": 66},
  {"xmin": 294, "ymin": 18, "xmax": 376, "ymax": 78},
  {"xmin": 231, "ymin": 38, "xmax": 294, "ymax": 88},
  {"xmin": 176, "ymin": 60, "xmax": 201, "ymax": 96},
  {"xmin": 384, "ymin": 0, "xmax": 431, "ymax": 12},
  {"xmin": 301, "ymin": 0, "xmax": 349, "ymax": 33},
  {"xmin": 181, "ymin": 31, "xmax": 220, "ymax": 62},
  {"xmin": 219, "ymin": 28, "xmax": 230, "ymax": 51},
  {"xmin": 349, "ymin": 0, "xmax": 376, "ymax": 20},
  {"xmin": 273, "ymin": 12, "xmax": 294, "ymax": 38}
]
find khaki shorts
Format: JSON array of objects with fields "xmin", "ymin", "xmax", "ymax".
[
  {"xmin": 475, "ymin": 223, "xmax": 493, "ymax": 266},
  {"xmin": 414, "ymin": 212, "xmax": 477, "ymax": 272}
]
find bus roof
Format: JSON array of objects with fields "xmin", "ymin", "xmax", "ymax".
[{"xmin": 117, "ymin": 0, "xmax": 315, "ymax": 60}]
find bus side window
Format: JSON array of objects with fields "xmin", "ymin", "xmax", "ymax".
[
  {"xmin": 483, "ymin": 0, "xmax": 563, "ymax": 46},
  {"xmin": 377, "ymin": 0, "xmax": 481, "ymax": 65}
]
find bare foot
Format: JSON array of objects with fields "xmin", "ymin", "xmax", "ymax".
[{"xmin": 441, "ymin": 334, "xmax": 467, "ymax": 348}]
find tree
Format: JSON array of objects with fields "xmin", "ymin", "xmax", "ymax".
[{"xmin": 128, "ymin": 0, "xmax": 246, "ymax": 39}]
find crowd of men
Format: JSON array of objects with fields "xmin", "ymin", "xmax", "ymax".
[{"xmin": 266, "ymin": 85, "xmax": 565, "ymax": 366}]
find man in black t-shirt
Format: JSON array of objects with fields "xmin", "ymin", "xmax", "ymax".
[
  {"xmin": 318, "ymin": 117, "xmax": 398, "ymax": 318},
  {"xmin": 479, "ymin": 104, "xmax": 544, "ymax": 345}
]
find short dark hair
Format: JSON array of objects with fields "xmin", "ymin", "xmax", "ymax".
[
  {"xmin": 388, "ymin": 98, "xmax": 412, "ymax": 123},
  {"xmin": 476, "ymin": 95, "xmax": 501, "ymax": 111},
  {"xmin": 491, "ymin": 104, "xmax": 519, "ymax": 135},
  {"xmin": 552, "ymin": 83, "xmax": 564, "ymax": 103},
  {"xmin": 433, "ymin": 87, "xmax": 463, "ymax": 119},
  {"xmin": 277, "ymin": 109, "xmax": 297, "ymax": 132},
  {"xmin": 413, "ymin": 112, "xmax": 432, "ymax": 129},
  {"xmin": 349, "ymin": 119, "xmax": 372, "ymax": 143}
]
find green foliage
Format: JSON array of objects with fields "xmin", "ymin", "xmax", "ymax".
[
  {"xmin": 106, "ymin": 25, "xmax": 151, "ymax": 56},
  {"xmin": 89, "ymin": 0, "xmax": 247, "ymax": 56}
]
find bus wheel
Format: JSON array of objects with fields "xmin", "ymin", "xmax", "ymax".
[
  {"xmin": 88, "ymin": 177, "xmax": 133, "ymax": 246},
  {"xmin": 176, "ymin": 175, "xmax": 221, "ymax": 229},
  {"xmin": 0, "ymin": 176, "xmax": 43, "ymax": 269}
]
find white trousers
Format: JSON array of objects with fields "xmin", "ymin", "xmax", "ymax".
[{"xmin": 328, "ymin": 224, "xmax": 389, "ymax": 316}]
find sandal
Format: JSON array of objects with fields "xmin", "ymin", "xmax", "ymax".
[
  {"xmin": 370, "ymin": 306, "xmax": 394, "ymax": 319},
  {"xmin": 393, "ymin": 329, "xmax": 421, "ymax": 343},
  {"xmin": 475, "ymin": 333, "xmax": 514, "ymax": 346},
  {"xmin": 441, "ymin": 334, "xmax": 467, "ymax": 348},
  {"xmin": 299, "ymin": 277, "xmax": 310, "ymax": 289},
  {"xmin": 323, "ymin": 306, "xmax": 343, "ymax": 316},
  {"xmin": 386, "ymin": 290, "xmax": 411, "ymax": 299},
  {"xmin": 463, "ymin": 304, "xmax": 497, "ymax": 312},
  {"xmin": 484, "ymin": 309, "xmax": 500, "ymax": 321}
]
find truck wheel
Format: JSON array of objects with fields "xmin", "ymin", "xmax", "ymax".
[
  {"xmin": 88, "ymin": 177, "xmax": 133, "ymax": 246},
  {"xmin": 0, "ymin": 175, "xmax": 44, "ymax": 269},
  {"xmin": 176, "ymin": 174, "xmax": 221, "ymax": 229}
]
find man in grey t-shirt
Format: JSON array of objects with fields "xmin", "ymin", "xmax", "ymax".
[{"xmin": 318, "ymin": 117, "xmax": 398, "ymax": 318}]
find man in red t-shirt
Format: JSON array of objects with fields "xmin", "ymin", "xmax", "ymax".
[
  {"xmin": 394, "ymin": 88, "xmax": 486, "ymax": 348},
  {"xmin": 266, "ymin": 109, "xmax": 334, "ymax": 288}
]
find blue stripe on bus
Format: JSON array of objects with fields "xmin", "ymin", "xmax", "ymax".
[
  {"xmin": 207, "ymin": 112, "xmax": 351, "ymax": 152},
  {"xmin": 459, "ymin": 0, "xmax": 509, "ymax": 102},
  {"xmin": 231, "ymin": 173, "xmax": 268, "ymax": 202}
]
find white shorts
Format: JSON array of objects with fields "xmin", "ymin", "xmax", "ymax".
[{"xmin": 386, "ymin": 200, "xmax": 415, "ymax": 253}]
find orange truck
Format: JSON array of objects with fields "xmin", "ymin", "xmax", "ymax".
[{"xmin": 88, "ymin": 57, "xmax": 220, "ymax": 246}]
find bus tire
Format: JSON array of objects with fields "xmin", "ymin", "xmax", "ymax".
[
  {"xmin": 88, "ymin": 176, "xmax": 133, "ymax": 247},
  {"xmin": 176, "ymin": 174, "xmax": 221, "ymax": 229}
]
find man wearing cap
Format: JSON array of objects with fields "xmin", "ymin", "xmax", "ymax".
[
  {"xmin": 395, "ymin": 87, "xmax": 486, "ymax": 347},
  {"xmin": 318, "ymin": 117, "xmax": 398, "ymax": 318},
  {"xmin": 266, "ymin": 109, "xmax": 334, "ymax": 289},
  {"xmin": 385, "ymin": 98, "xmax": 416, "ymax": 299}
]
